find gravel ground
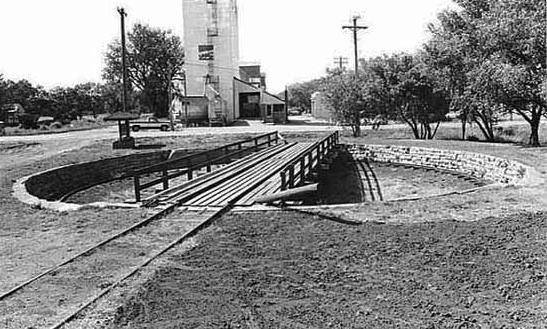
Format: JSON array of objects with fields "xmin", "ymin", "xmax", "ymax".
[{"xmin": 107, "ymin": 210, "xmax": 547, "ymax": 328}]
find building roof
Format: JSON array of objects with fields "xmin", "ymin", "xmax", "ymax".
[
  {"xmin": 104, "ymin": 112, "xmax": 140, "ymax": 121},
  {"xmin": 261, "ymin": 90, "xmax": 286, "ymax": 105},
  {"xmin": 1, "ymin": 103, "xmax": 24, "ymax": 113},
  {"xmin": 234, "ymin": 77, "xmax": 261, "ymax": 94}
]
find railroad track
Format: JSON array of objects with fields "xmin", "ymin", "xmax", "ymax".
[
  {"xmin": 0, "ymin": 204, "xmax": 232, "ymax": 329},
  {"xmin": 0, "ymin": 146, "xmax": 288, "ymax": 328},
  {"xmin": 0, "ymin": 135, "xmax": 337, "ymax": 328}
]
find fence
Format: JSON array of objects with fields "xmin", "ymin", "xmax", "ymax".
[
  {"xmin": 132, "ymin": 131, "xmax": 280, "ymax": 202},
  {"xmin": 280, "ymin": 131, "xmax": 339, "ymax": 191}
]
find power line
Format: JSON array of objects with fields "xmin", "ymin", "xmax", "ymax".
[
  {"xmin": 183, "ymin": 61, "xmax": 240, "ymax": 73},
  {"xmin": 334, "ymin": 56, "xmax": 349, "ymax": 69}
]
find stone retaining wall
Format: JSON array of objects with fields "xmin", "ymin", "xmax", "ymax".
[
  {"xmin": 24, "ymin": 151, "xmax": 172, "ymax": 201},
  {"xmin": 348, "ymin": 144, "xmax": 535, "ymax": 186}
]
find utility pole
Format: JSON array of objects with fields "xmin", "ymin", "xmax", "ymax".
[
  {"xmin": 333, "ymin": 56, "xmax": 349, "ymax": 70},
  {"xmin": 117, "ymin": 7, "xmax": 129, "ymax": 113},
  {"xmin": 183, "ymin": 71, "xmax": 188, "ymax": 127},
  {"xmin": 343, "ymin": 15, "xmax": 368, "ymax": 78},
  {"xmin": 285, "ymin": 85, "xmax": 289, "ymax": 122}
]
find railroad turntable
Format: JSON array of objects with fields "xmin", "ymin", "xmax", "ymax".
[{"xmin": 2, "ymin": 132, "xmax": 342, "ymax": 328}]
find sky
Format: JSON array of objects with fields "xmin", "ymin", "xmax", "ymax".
[{"xmin": 0, "ymin": 0, "xmax": 456, "ymax": 93}]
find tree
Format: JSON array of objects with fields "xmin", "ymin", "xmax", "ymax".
[
  {"xmin": 321, "ymin": 71, "xmax": 371, "ymax": 137},
  {"xmin": 287, "ymin": 79, "xmax": 323, "ymax": 113},
  {"xmin": 459, "ymin": 60, "xmax": 510, "ymax": 142},
  {"xmin": 3, "ymin": 79, "xmax": 40, "ymax": 109},
  {"xmin": 425, "ymin": 0, "xmax": 546, "ymax": 145},
  {"xmin": 368, "ymin": 53, "xmax": 449, "ymax": 139},
  {"xmin": 0, "ymin": 74, "xmax": 8, "ymax": 107},
  {"xmin": 103, "ymin": 23, "xmax": 184, "ymax": 118},
  {"xmin": 481, "ymin": 0, "xmax": 546, "ymax": 146},
  {"xmin": 424, "ymin": 9, "xmax": 472, "ymax": 140}
]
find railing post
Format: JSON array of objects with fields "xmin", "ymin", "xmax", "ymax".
[
  {"xmin": 254, "ymin": 138, "xmax": 259, "ymax": 151},
  {"xmin": 187, "ymin": 159, "xmax": 193, "ymax": 180},
  {"xmin": 162, "ymin": 169, "xmax": 169, "ymax": 190},
  {"xmin": 281, "ymin": 171, "xmax": 287, "ymax": 191},
  {"xmin": 288, "ymin": 165, "xmax": 295, "ymax": 189},
  {"xmin": 267, "ymin": 134, "xmax": 271, "ymax": 147},
  {"xmin": 316, "ymin": 147, "xmax": 320, "ymax": 164},
  {"xmin": 300, "ymin": 158, "xmax": 306, "ymax": 186},
  {"xmin": 134, "ymin": 175, "xmax": 141, "ymax": 203},
  {"xmin": 206, "ymin": 152, "xmax": 212, "ymax": 172}
]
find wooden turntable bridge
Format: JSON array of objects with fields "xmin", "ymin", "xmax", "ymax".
[{"xmin": 131, "ymin": 131, "xmax": 339, "ymax": 207}]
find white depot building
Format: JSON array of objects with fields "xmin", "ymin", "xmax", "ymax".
[{"xmin": 177, "ymin": 0, "xmax": 287, "ymax": 125}]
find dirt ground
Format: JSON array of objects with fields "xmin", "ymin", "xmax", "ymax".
[{"xmin": 105, "ymin": 210, "xmax": 547, "ymax": 328}]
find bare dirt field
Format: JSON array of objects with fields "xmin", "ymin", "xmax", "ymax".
[{"xmin": 105, "ymin": 210, "xmax": 547, "ymax": 328}]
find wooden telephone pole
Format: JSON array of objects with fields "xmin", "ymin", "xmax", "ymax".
[
  {"xmin": 343, "ymin": 15, "xmax": 368, "ymax": 78},
  {"xmin": 117, "ymin": 7, "xmax": 129, "ymax": 113}
]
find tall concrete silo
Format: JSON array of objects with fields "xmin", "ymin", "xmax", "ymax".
[{"xmin": 182, "ymin": 0, "xmax": 240, "ymax": 124}]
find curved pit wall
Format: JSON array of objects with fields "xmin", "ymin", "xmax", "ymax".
[
  {"xmin": 13, "ymin": 149, "xmax": 196, "ymax": 211},
  {"xmin": 13, "ymin": 144, "xmax": 540, "ymax": 212},
  {"xmin": 347, "ymin": 144, "xmax": 539, "ymax": 187}
]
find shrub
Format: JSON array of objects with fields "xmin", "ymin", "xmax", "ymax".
[
  {"xmin": 18, "ymin": 114, "xmax": 39, "ymax": 129},
  {"xmin": 50, "ymin": 121, "xmax": 63, "ymax": 129}
]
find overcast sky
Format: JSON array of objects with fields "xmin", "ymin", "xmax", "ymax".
[{"xmin": 0, "ymin": 0, "xmax": 456, "ymax": 93}]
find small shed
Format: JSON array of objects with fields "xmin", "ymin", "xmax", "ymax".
[
  {"xmin": 104, "ymin": 112, "xmax": 140, "ymax": 149},
  {"xmin": 261, "ymin": 91, "xmax": 287, "ymax": 124},
  {"xmin": 0, "ymin": 104, "xmax": 25, "ymax": 127}
]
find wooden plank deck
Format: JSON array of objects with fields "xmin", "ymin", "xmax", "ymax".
[
  {"xmin": 152, "ymin": 142, "xmax": 317, "ymax": 207},
  {"xmin": 182, "ymin": 142, "xmax": 314, "ymax": 206}
]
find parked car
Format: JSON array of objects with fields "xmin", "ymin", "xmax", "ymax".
[
  {"xmin": 130, "ymin": 117, "xmax": 171, "ymax": 132},
  {"xmin": 288, "ymin": 107, "xmax": 302, "ymax": 116}
]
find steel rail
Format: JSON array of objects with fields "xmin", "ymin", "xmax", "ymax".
[
  {"xmin": 142, "ymin": 143, "xmax": 289, "ymax": 206},
  {"xmin": 48, "ymin": 205, "xmax": 232, "ymax": 329},
  {"xmin": 0, "ymin": 143, "xmax": 286, "ymax": 302},
  {"xmin": 1, "ymin": 136, "xmax": 335, "ymax": 329},
  {"xmin": 0, "ymin": 201, "xmax": 179, "ymax": 302},
  {"xmin": 47, "ymin": 143, "xmax": 302, "ymax": 328},
  {"xmin": 157, "ymin": 143, "xmax": 297, "ymax": 206},
  {"xmin": 185, "ymin": 144, "xmax": 311, "ymax": 206}
]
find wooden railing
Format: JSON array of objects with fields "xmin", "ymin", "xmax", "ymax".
[
  {"xmin": 132, "ymin": 131, "xmax": 280, "ymax": 202},
  {"xmin": 279, "ymin": 131, "xmax": 339, "ymax": 191}
]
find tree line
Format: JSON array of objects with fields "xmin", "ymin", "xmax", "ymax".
[
  {"xmin": 0, "ymin": 23, "xmax": 184, "ymax": 128},
  {"xmin": 288, "ymin": 0, "xmax": 546, "ymax": 145}
]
